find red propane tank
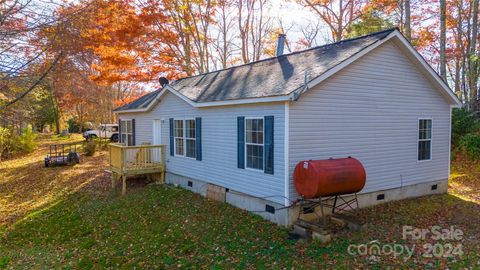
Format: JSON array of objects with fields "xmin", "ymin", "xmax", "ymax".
[{"xmin": 293, "ymin": 157, "xmax": 366, "ymax": 199}]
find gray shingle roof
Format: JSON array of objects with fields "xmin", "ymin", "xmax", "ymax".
[{"xmin": 115, "ymin": 28, "xmax": 396, "ymax": 111}]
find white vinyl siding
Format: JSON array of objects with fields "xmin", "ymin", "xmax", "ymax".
[
  {"xmin": 118, "ymin": 93, "xmax": 285, "ymax": 205},
  {"xmin": 288, "ymin": 40, "xmax": 451, "ymax": 200}
]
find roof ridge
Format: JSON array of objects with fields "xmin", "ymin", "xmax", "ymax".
[{"xmin": 172, "ymin": 27, "xmax": 398, "ymax": 84}]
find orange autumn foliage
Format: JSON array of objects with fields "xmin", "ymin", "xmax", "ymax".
[{"xmin": 40, "ymin": 0, "xmax": 185, "ymax": 86}]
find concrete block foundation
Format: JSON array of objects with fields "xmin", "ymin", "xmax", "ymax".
[{"xmin": 165, "ymin": 172, "xmax": 447, "ymax": 227}]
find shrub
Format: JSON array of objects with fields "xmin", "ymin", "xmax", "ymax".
[
  {"xmin": 67, "ymin": 118, "xmax": 90, "ymax": 133},
  {"xmin": 67, "ymin": 118, "xmax": 80, "ymax": 133},
  {"xmin": 459, "ymin": 133, "xmax": 480, "ymax": 159},
  {"xmin": 452, "ymin": 108, "xmax": 479, "ymax": 145},
  {"xmin": 0, "ymin": 127, "xmax": 12, "ymax": 160},
  {"xmin": 84, "ymin": 140, "xmax": 96, "ymax": 156},
  {"xmin": 12, "ymin": 125, "xmax": 37, "ymax": 154},
  {"xmin": 97, "ymin": 138, "xmax": 111, "ymax": 150}
]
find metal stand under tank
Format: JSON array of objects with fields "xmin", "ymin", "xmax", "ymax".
[
  {"xmin": 297, "ymin": 193, "xmax": 359, "ymax": 225},
  {"xmin": 291, "ymin": 194, "xmax": 365, "ymax": 243}
]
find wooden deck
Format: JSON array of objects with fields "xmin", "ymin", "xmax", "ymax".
[{"xmin": 109, "ymin": 143, "xmax": 166, "ymax": 194}]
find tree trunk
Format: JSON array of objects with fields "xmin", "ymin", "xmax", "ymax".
[
  {"xmin": 462, "ymin": 54, "xmax": 468, "ymax": 109},
  {"xmin": 469, "ymin": 0, "xmax": 479, "ymax": 111},
  {"xmin": 46, "ymin": 80, "xmax": 61, "ymax": 134},
  {"xmin": 404, "ymin": 0, "xmax": 411, "ymax": 41},
  {"xmin": 440, "ymin": 0, "xmax": 447, "ymax": 81},
  {"xmin": 184, "ymin": 34, "xmax": 193, "ymax": 76},
  {"xmin": 454, "ymin": 60, "xmax": 461, "ymax": 99},
  {"xmin": 49, "ymin": 89, "xmax": 61, "ymax": 134},
  {"xmin": 336, "ymin": 0, "xmax": 344, "ymax": 41},
  {"xmin": 456, "ymin": 0, "xmax": 467, "ymax": 104},
  {"xmin": 399, "ymin": 0, "xmax": 404, "ymax": 33}
]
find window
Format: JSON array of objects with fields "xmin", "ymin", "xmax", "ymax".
[
  {"xmin": 245, "ymin": 118, "xmax": 264, "ymax": 170},
  {"xmin": 174, "ymin": 120, "xmax": 184, "ymax": 156},
  {"xmin": 418, "ymin": 119, "xmax": 432, "ymax": 161},
  {"xmin": 174, "ymin": 119, "xmax": 196, "ymax": 158},
  {"xmin": 120, "ymin": 119, "xmax": 133, "ymax": 146}
]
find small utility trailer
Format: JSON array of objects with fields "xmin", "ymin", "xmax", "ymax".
[{"xmin": 44, "ymin": 142, "xmax": 81, "ymax": 167}]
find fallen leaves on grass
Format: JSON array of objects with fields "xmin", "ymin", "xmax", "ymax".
[
  {"xmin": 449, "ymin": 157, "xmax": 480, "ymax": 203},
  {"xmin": 0, "ymin": 134, "xmax": 110, "ymax": 227},
  {"xmin": 0, "ymin": 135, "xmax": 479, "ymax": 268}
]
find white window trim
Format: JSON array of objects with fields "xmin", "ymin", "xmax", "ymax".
[
  {"xmin": 244, "ymin": 117, "xmax": 265, "ymax": 172},
  {"xmin": 120, "ymin": 119, "xmax": 133, "ymax": 146},
  {"xmin": 173, "ymin": 118, "xmax": 196, "ymax": 159},
  {"xmin": 417, "ymin": 118, "xmax": 433, "ymax": 162}
]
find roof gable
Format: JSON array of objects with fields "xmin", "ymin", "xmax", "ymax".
[{"xmin": 294, "ymin": 30, "xmax": 460, "ymax": 107}]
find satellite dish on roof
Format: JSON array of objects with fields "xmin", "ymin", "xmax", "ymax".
[{"xmin": 159, "ymin": 77, "xmax": 169, "ymax": 88}]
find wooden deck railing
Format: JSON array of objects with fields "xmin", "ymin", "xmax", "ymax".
[{"xmin": 109, "ymin": 143, "xmax": 166, "ymax": 194}]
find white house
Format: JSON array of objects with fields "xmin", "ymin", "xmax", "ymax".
[{"xmin": 114, "ymin": 28, "xmax": 461, "ymax": 226}]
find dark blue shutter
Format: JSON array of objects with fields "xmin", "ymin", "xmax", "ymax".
[
  {"xmin": 118, "ymin": 118, "xmax": 122, "ymax": 144},
  {"xmin": 237, "ymin": 116, "xmax": 245, "ymax": 169},
  {"xmin": 264, "ymin": 116, "xmax": 274, "ymax": 174},
  {"xmin": 131, "ymin": 119, "xmax": 136, "ymax": 146},
  {"xmin": 169, "ymin": 118, "xmax": 174, "ymax": 156},
  {"xmin": 195, "ymin": 117, "xmax": 202, "ymax": 161}
]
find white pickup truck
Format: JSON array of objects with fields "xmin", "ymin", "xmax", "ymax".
[{"xmin": 83, "ymin": 124, "xmax": 119, "ymax": 142}]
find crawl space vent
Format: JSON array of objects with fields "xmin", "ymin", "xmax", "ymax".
[{"xmin": 265, "ymin": 204, "xmax": 275, "ymax": 214}]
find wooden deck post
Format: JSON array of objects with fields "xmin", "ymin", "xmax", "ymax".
[
  {"xmin": 111, "ymin": 173, "xmax": 116, "ymax": 188},
  {"xmin": 122, "ymin": 175, "xmax": 126, "ymax": 195},
  {"xmin": 161, "ymin": 146, "xmax": 166, "ymax": 183},
  {"xmin": 121, "ymin": 146, "xmax": 126, "ymax": 195}
]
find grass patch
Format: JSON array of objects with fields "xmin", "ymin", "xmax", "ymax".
[
  {"xmin": 1, "ymin": 187, "xmax": 479, "ymax": 268},
  {"xmin": 1, "ymin": 187, "xmax": 323, "ymax": 268}
]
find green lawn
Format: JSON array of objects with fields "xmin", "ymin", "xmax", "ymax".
[{"xmin": 0, "ymin": 135, "xmax": 479, "ymax": 269}]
